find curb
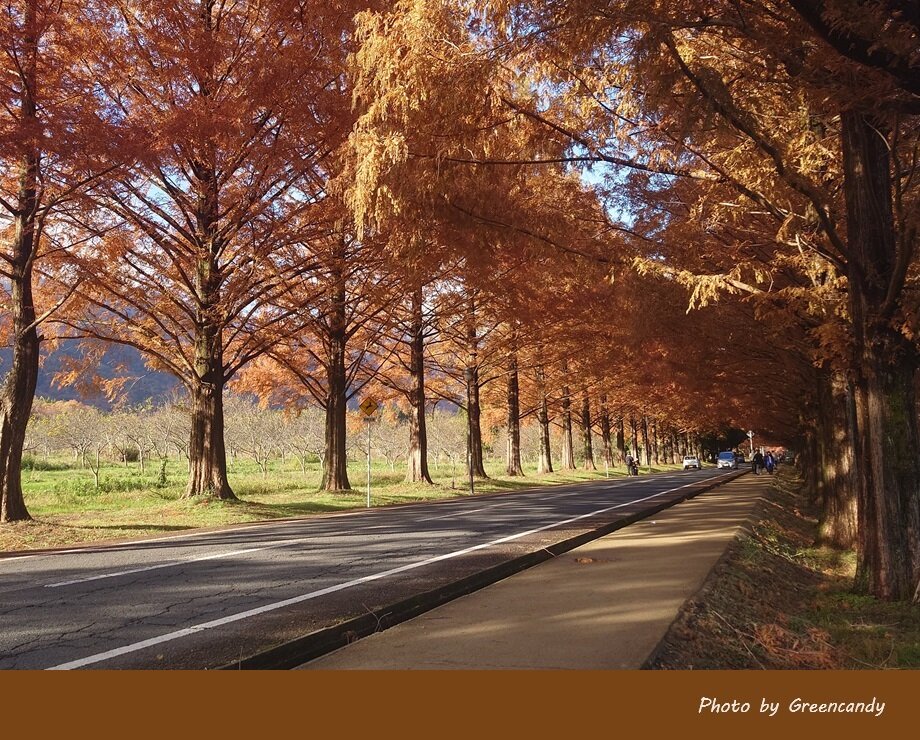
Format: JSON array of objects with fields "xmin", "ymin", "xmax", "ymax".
[{"xmin": 219, "ymin": 469, "xmax": 748, "ymax": 670}]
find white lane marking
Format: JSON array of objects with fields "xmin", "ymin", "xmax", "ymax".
[
  {"xmin": 47, "ymin": 473, "xmax": 733, "ymax": 670},
  {"xmin": 44, "ymin": 540, "xmax": 303, "ymax": 588}
]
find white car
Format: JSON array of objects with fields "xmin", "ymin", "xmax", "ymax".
[{"xmin": 682, "ymin": 456, "xmax": 701, "ymax": 470}]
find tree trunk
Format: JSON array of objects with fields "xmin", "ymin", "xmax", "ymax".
[
  {"xmin": 580, "ymin": 394, "xmax": 596, "ymax": 470},
  {"xmin": 321, "ymin": 268, "xmax": 351, "ymax": 491},
  {"xmin": 801, "ymin": 418, "xmax": 821, "ymax": 510},
  {"xmin": 0, "ymin": 10, "xmax": 40, "ymax": 523},
  {"xmin": 615, "ymin": 416, "xmax": 626, "ymax": 465},
  {"xmin": 815, "ymin": 368, "xmax": 858, "ymax": 549},
  {"xmin": 537, "ymin": 367, "xmax": 553, "ymax": 474},
  {"xmin": 651, "ymin": 419, "xmax": 660, "ymax": 466},
  {"xmin": 465, "ymin": 295, "xmax": 488, "ymax": 479},
  {"xmin": 641, "ymin": 417, "xmax": 651, "ymax": 467},
  {"xmin": 560, "ymin": 373, "xmax": 575, "ymax": 470},
  {"xmin": 505, "ymin": 349, "xmax": 524, "ymax": 476},
  {"xmin": 185, "ymin": 239, "xmax": 233, "ymax": 498},
  {"xmin": 0, "ymin": 270, "xmax": 39, "ymax": 523},
  {"xmin": 465, "ymin": 366, "xmax": 488, "ymax": 479},
  {"xmin": 405, "ymin": 287, "xmax": 433, "ymax": 484},
  {"xmin": 186, "ymin": 368, "xmax": 234, "ymax": 499},
  {"xmin": 842, "ymin": 110, "xmax": 920, "ymax": 600}
]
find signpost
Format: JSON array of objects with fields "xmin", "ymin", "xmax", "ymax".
[
  {"xmin": 360, "ymin": 397, "xmax": 379, "ymax": 508},
  {"xmin": 748, "ymin": 430, "xmax": 755, "ymax": 457}
]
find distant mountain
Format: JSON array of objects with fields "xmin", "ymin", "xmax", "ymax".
[{"xmin": 1, "ymin": 339, "xmax": 179, "ymax": 409}]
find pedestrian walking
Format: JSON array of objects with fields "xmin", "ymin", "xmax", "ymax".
[{"xmin": 752, "ymin": 450, "xmax": 764, "ymax": 475}]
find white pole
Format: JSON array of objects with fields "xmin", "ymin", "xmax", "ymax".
[{"xmin": 366, "ymin": 418, "xmax": 372, "ymax": 508}]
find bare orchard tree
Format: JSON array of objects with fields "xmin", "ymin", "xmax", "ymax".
[
  {"xmin": 46, "ymin": 406, "xmax": 109, "ymax": 488},
  {"xmin": 426, "ymin": 410, "xmax": 466, "ymax": 487},
  {"xmin": 105, "ymin": 412, "xmax": 136, "ymax": 469},
  {"xmin": 224, "ymin": 396, "xmax": 284, "ymax": 479},
  {"xmin": 372, "ymin": 415, "xmax": 408, "ymax": 472},
  {"xmin": 46, "ymin": 405, "xmax": 103, "ymax": 469},
  {"xmin": 126, "ymin": 406, "xmax": 160, "ymax": 473},
  {"xmin": 281, "ymin": 407, "xmax": 326, "ymax": 476},
  {"xmin": 153, "ymin": 402, "xmax": 192, "ymax": 468},
  {"xmin": 519, "ymin": 421, "xmax": 542, "ymax": 469}
]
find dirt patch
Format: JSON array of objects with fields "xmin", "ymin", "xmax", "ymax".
[{"xmin": 647, "ymin": 470, "xmax": 920, "ymax": 670}]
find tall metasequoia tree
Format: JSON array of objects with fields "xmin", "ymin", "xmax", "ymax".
[
  {"xmin": 559, "ymin": 362, "xmax": 575, "ymax": 470},
  {"xmin": 535, "ymin": 365, "xmax": 553, "ymax": 474},
  {"xmin": 504, "ymin": 329, "xmax": 524, "ymax": 476},
  {"xmin": 247, "ymin": 228, "xmax": 396, "ymax": 492},
  {"xmin": 841, "ymin": 110, "xmax": 920, "ymax": 597},
  {"xmin": 68, "ymin": 1, "xmax": 361, "ymax": 499},
  {"xmin": 403, "ymin": 285, "xmax": 435, "ymax": 483},
  {"xmin": 0, "ymin": 1, "xmax": 116, "ymax": 521},
  {"xmin": 462, "ymin": 292, "xmax": 488, "ymax": 479},
  {"xmin": 598, "ymin": 397, "xmax": 613, "ymax": 469},
  {"xmin": 368, "ymin": 233, "xmax": 452, "ymax": 485}
]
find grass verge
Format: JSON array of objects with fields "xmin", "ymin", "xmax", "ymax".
[{"xmin": 647, "ymin": 469, "xmax": 920, "ymax": 669}]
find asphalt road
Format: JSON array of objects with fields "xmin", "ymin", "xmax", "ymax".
[{"xmin": 0, "ymin": 467, "xmax": 740, "ymax": 669}]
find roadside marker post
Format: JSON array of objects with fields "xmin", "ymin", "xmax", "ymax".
[{"xmin": 359, "ymin": 397, "xmax": 380, "ymax": 508}]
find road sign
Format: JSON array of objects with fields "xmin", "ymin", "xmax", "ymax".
[{"xmin": 359, "ymin": 397, "xmax": 379, "ymax": 418}]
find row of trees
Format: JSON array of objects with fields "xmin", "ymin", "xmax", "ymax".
[
  {"xmin": 2, "ymin": 0, "xmax": 715, "ymax": 518},
  {"xmin": 344, "ymin": 0, "xmax": 920, "ymax": 602},
  {"xmin": 1, "ymin": 2, "xmax": 917, "ymax": 601}
]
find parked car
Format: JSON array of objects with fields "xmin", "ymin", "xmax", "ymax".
[
  {"xmin": 717, "ymin": 451, "xmax": 738, "ymax": 469},
  {"xmin": 682, "ymin": 455, "xmax": 701, "ymax": 470}
]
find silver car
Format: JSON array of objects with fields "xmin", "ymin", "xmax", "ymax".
[{"xmin": 717, "ymin": 451, "xmax": 738, "ymax": 469}]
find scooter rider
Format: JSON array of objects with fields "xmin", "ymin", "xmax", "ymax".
[{"xmin": 625, "ymin": 453, "xmax": 639, "ymax": 476}]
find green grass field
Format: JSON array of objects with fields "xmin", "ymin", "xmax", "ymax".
[{"xmin": 3, "ymin": 455, "xmax": 682, "ymax": 552}]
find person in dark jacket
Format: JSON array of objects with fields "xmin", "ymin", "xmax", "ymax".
[
  {"xmin": 764, "ymin": 451, "xmax": 775, "ymax": 474},
  {"xmin": 752, "ymin": 450, "xmax": 764, "ymax": 475}
]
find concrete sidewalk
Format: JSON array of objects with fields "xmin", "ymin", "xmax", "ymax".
[{"xmin": 299, "ymin": 473, "xmax": 767, "ymax": 670}]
